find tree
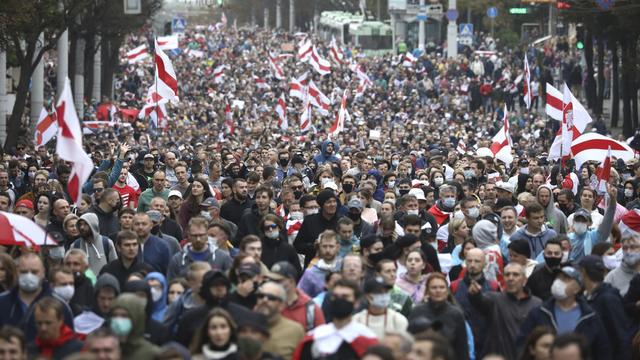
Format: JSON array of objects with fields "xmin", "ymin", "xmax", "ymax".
[{"xmin": 0, "ymin": 0, "xmax": 86, "ymax": 151}]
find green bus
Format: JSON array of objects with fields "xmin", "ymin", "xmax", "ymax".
[{"xmin": 318, "ymin": 11, "xmax": 393, "ymax": 55}]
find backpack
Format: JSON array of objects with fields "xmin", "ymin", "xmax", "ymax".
[{"xmin": 73, "ymin": 237, "xmax": 112, "ymax": 259}]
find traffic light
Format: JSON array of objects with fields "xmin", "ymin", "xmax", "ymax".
[
  {"xmin": 557, "ymin": 1, "xmax": 572, "ymax": 9},
  {"xmin": 576, "ymin": 25, "xmax": 584, "ymax": 49}
]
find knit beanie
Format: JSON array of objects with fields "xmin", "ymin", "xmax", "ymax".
[
  {"xmin": 472, "ymin": 219, "xmax": 498, "ymax": 249},
  {"xmin": 316, "ymin": 189, "xmax": 337, "ymax": 208}
]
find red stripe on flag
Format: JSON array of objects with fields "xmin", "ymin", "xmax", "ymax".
[
  {"xmin": 572, "ymin": 139, "xmax": 630, "ymax": 154},
  {"xmin": 128, "ymin": 48, "xmax": 147, "ymax": 59},
  {"xmin": 68, "ymin": 174, "xmax": 80, "ymax": 204},
  {"xmin": 547, "ymin": 92, "xmax": 562, "ymax": 110},
  {"xmin": 155, "ymin": 54, "xmax": 178, "ymax": 94}
]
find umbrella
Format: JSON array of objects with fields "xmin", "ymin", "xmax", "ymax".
[{"xmin": 0, "ymin": 211, "xmax": 57, "ymax": 247}]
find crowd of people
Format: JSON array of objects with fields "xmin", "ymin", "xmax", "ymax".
[{"xmin": 1, "ymin": 19, "xmax": 640, "ymax": 360}]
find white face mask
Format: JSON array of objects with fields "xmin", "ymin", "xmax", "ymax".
[
  {"xmin": 467, "ymin": 207, "xmax": 480, "ymax": 219},
  {"xmin": 625, "ymin": 189, "xmax": 634, "ymax": 198},
  {"xmin": 305, "ymin": 208, "xmax": 319, "ymax": 216},
  {"xmin": 561, "ymin": 251, "xmax": 569, "ymax": 263},
  {"xmin": 370, "ymin": 293, "xmax": 391, "ymax": 309},
  {"xmin": 433, "ymin": 177, "xmax": 444, "ymax": 186},
  {"xmin": 550, "ymin": 279, "xmax": 568, "ymax": 300},
  {"xmin": 265, "ymin": 230, "xmax": 280, "ymax": 239},
  {"xmin": 520, "ymin": 167, "xmax": 530, "ymax": 175},
  {"xmin": 387, "ymin": 180, "xmax": 396, "ymax": 188},
  {"xmin": 53, "ymin": 285, "xmax": 75, "ymax": 302},
  {"xmin": 150, "ymin": 287, "xmax": 163, "ymax": 302},
  {"xmin": 603, "ymin": 254, "xmax": 620, "ymax": 270},
  {"xmin": 573, "ymin": 222, "xmax": 588, "ymax": 235},
  {"xmin": 289, "ymin": 211, "xmax": 304, "ymax": 220},
  {"xmin": 407, "ymin": 209, "xmax": 419, "ymax": 216}
]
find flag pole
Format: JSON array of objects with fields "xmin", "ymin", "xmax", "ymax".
[{"xmin": 154, "ymin": 37, "xmax": 159, "ymax": 146}]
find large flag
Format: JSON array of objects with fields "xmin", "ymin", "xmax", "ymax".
[
  {"xmin": 139, "ymin": 87, "xmax": 168, "ymax": 129},
  {"xmin": 307, "ymin": 81, "xmax": 331, "ymax": 116},
  {"xmin": 156, "ymin": 35, "xmax": 179, "ymax": 50},
  {"xmin": 213, "ymin": 64, "xmax": 228, "ymax": 84},
  {"xmin": 0, "ymin": 211, "xmax": 57, "ymax": 247},
  {"xmin": 309, "ymin": 46, "xmax": 331, "ymax": 76},
  {"xmin": 34, "ymin": 106, "xmax": 57, "ymax": 148},
  {"xmin": 297, "ymin": 39, "xmax": 313, "ymax": 62},
  {"xmin": 489, "ymin": 106, "xmax": 513, "ymax": 165},
  {"xmin": 571, "ymin": 133, "xmax": 636, "ymax": 169},
  {"xmin": 329, "ymin": 36, "xmax": 345, "ymax": 65},
  {"xmin": 596, "ymin": 146, "xmax": 612, "ymax": 194},
  {"xmin": 55, "ymin": 78, "xmax": 93, "ymax": 205},
  {"xmin": 225, "ymin": 100, "xmax": 234, "ymax": 135},
  {"xmin": 268, "ymin": 52, "xmax": 285, "ymax": 80},
  {"xmin": 154, "ymin": 39, "xmax": 179, "ymax": 103},
  {"xmin": 545, "ymin": 83, "xmax": 592, "ymax": 131},
  {"xmin": 289, "ymin": 73, "xmax": 310, "ymax": 100},
  {"xmin": 523, "ymin": 54, "xmax": 532, "ymax": 109},
  {"xmin": 549, "ymin": 84, "xmax": 583, "ymax": 161},
  {"xmin": 276, "ymin": 94, "xmax": 288, "ymax": 131},
  {"xmin": 126, "ymin": 44, "xmax": 148, "ymax": 64},
  {"xmin": 299, "ymin": 95, "xmax": 312, "ymax": 133},
  {"xmin": 402, "ymin": 52, "xmax": 417, "ymax": 67},
  {"xmin": 329, "ymin": 89, "xmax": 349, "ymax": 140},
  {"xmin": 253, "ymin": 75, "xmax": 271, "ymax": 90}
]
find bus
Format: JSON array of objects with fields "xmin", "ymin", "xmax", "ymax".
[{"xmin": 318, "ymin": 11, "xmax": 393, "ymax": 55}]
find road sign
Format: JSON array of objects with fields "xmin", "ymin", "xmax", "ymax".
[
  {"xmin": 417, "ymin": 12, "xmax": 427, "ymax": 21},
  {"xmin": 596, "ymin": 0, "xmax": 614, "ymax": 10},
  {"xmin": 172, "ymin": 17, "xmax": 187, "ymax": 33},
  {"xmin": 509, "ymin": 7, "xmax": 528, "ymax": 14},
  {"xmin": 459, "ymin": 23, "xmax": 473, "ymax": 36},
  {"xmin": 446, "ymin": 9, "xmax": 459, "ymax": 21},
  {"xmin": 487, "ymin": 7, "xmax": 498, "ymax": 18}
]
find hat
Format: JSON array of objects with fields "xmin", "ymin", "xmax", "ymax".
[
  {"xmin": 200, "ymin": 197, "xmax": 219, "ymax": 208},
  {"xmin": 363, "ymin": 278, "xmax": 392, "ymax": 293},
  {"xmin": 146, "ymin": 210, "xmax": 163, "ymax": 223},
  {"xmin": 168, "ymin": 190, "xmax": 183, "ymax": 199},
  {"xmin": 495, "ymin": 181, "xmax": 515, "ymax": 194},
  {"xmin": 144, "ymin": 153, "xmax": 155, "ymax": 160},
  {"xmin": 201, "ymin": 271, "xmax": 231, "ymax": 293},
  {"xmin": 360, "ymin": 234, "xmax": 381, "ymax": 250},
  {"xmin": 518, "ymin": 158, "xmax": 529, "ymax": 167},
  {"xmin": 559, "ymin": 266, "xmax": 584, "ymax": 287},
  {"xmin": 323, "ymin": 181, "xmax": 338, "ymax": 190},
  {"xmin": 396, "ymin": 234, "xmax": 419, "ymax": 249},
  {"xmin": 267, "ymin": 261, "xmax": 298, "ymax": 281},
  {"xmin": 238, "ymin": 263, "xmax": 261, "ymax": 277},
  {"xmin": 472, "ymin": 220, "xmax": 498, "ymax": 249},
  {"xmin": 508, "ymin": 239, "xmax": 531, "ymax": 258},
  {"xmin": 407, "ymin": 317, "xmax": 435, "ymax": 335},
  {"xmin": 573, "ymin": 208, "xmax": 592, "ymax": 222},
  {"xmin": 347, "ymin": 197, "xmax": 364, "ymax": 211},
  {"xmin": 578, "ymin": 255, "xmax": 606, "ymax": 279},
  {"xmin": 316, "ymin": 189, "xmax": 338, "ymax": 208},
  {"xmin": 409, "ymin": 188, "xmax": 426, "ymax": 201},
  {"xmin": 237, "ymin": 311, "xmax": 270, "ymax": 337},
  {"xmin": 15, "ymin": 199, "xmax": 34, "ymax": 210}
]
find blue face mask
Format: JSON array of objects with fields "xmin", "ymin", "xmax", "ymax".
[
  {"xmin": 443, "ymin": 197, "xmax": 456, "ymax": 208},
  {"xmin": 110, "ymin": 317, "xmax": 132, "ymax": 337}
]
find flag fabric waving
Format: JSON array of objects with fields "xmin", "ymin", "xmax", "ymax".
[
  {"xmin": 309, "ymin": 46, "xmax": 331, "ymax": 76},
  {"xmin": 489, "ymin": 106, "xmax": 513, "ymax": 165},
  {"xmin": 213, "ymin": 64, "xmax": 229, "ymax": 84},
  {"xmin": 34, "ymin": 106, "xmax": 58, "ymax": 148},
  {"xmin": 596, "ymin": 146, "xmax": 612, "ymax": 194},
  {"xmin": 156, "ymin": 35, "xmax": 179, "ymax": 51},
  {"xmin": 523, "ymin": 54, "xmax": 532, "ymax": 109},
  {"xmin": 402, "ymin": 52, "xmax": 417, "ymax": 67},
  {"xmin": 298, "ymin": 39, "xmax": 313, "ymax": 62},
  {"xmin": 268, "ymin": 52, "xmax": 285, "ymax": 80},
  {"xmin": 126, "ymin": 44, "xmax": 149, "ymax": 64},
  {"xmin": 329, "ymin": 36, "xmax": 345, "ymax": 65},
  {"xmin": 154, "ymin": 39, "xmax": 179, "ymax": 103},
  {"xmin": 299, "ymin": 95, "xmax": 312, "ymax": 133},
  {"xmin": 0, "ymin": 211, "xmax": 57, "ymax": 247},
  {"xmin": 55, "ymin": 77, "xmax": 94, "ymax": 206},
  {"xmin": 225, "ymin": 100, "xmax": 235, "ymax": 135},
  {"xmin": 545, "ymin": 83, "xmax": 592, "ymax": 131},
  {"xmin": 571, "ymin": 133, "xmax": 636, "ymax": 169},
  {"xmin": 329, "ymin": 89, "xmax": 350, "ymax": 140},
  {"xmin": 276, "ymin": 94, "xmax": 288, "ymax": 131},
  {"xmin": 307, "ymin": 81, "xmax": 331, "ymax": 116}
]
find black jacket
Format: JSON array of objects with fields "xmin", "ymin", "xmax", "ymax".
[
  {"xmin": 100, "ymin": 257, "xmax": 152, "ymax": 289},
  {"xmin": 88, "ymin": 204, "xmax": 119, "ymax": 237},
  {"xmin": 294, "ymin": 213, "xmax": 338, "ymax": 267},
  {"xmin": 175, "ymin": 300, "xmax": 253, "ymax": 347},
  {"xmin": 261, "ymin": 234, "xmax": 302, "ymax": 276},
  {"xmin": 161, "ymin": 217, "xmax": 183, "ymax": 241},
  {"xmin": 220, "ymin": 197, "xmax": 254, "ymax": 228},
  {"xmin": 587, "ymin": 282, "xmax": 633, "ymax": 360},
  {"xmin": 527, "ymin": 264, "xmax": 558, "ymax": 301},
  {"xmin": 235, "ymin": 205, "xmax": 275, "ymax": 243},
  {"xmin": 410, "ymin": 301, "xmax": 470, "ymax": 360},
  {"xmin": 27, "ymin": 338, "xmax": 84, "ymax": 359},
  {"xmin": 69, "ymin": 273, "xmax": 94, "ymax": 315}
]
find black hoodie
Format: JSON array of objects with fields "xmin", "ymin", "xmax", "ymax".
[{"xmin": 122, "ymin": 280, "xmax": 170, "ymax": 346}]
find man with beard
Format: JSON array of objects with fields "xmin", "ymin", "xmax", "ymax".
[
  {"xmin": 254, "ymin": 281, "xmax": 305, "ymax": 359},
  {"xmin": 70, "ymin": 213, "xmax": 118, "ymax": 275},
  {"xmin": 313, "ymin": 140, "xmax": 340, "ymax": 165},
  {"xmin": 88, "ymin": 188, "xmax": 121, "ymax": 236},
  {"xmin": 527, "ymin": 239, "xmax": 565, "ymax": 301},
  {"xmin": 293, "ymin": 279, "xmax": 378, "ymax": 360},
  {"xmin": 220, "ymin": 178, "xmax": 254, "ymax": 226},
  {"xmin": 557, "ymin": 189, "xmax": 577, "ymax": 218}
]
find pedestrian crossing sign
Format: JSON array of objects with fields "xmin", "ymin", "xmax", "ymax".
[{"xmin": 459, "ymin": 23, "xmax": 473, "ymax": 37}]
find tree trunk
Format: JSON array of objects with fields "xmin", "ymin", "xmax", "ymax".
[
  {"xmin": 584, "ymin": 29, "xmax": 597, "ymax": 109},
  {"xmin": 596, "ymin": 36, "xmax": 605, "ymax": 115},
  {"xmin": 611, "ymin": 39, "xmax": 619, "ymax": 128},
  {"xmin": 101, "ymin": 35, "xmax": 123, "ymax": 99},
  {"xmin": 621, "ymin": 36, "xmax": 632, "ymax": 137},
  {"xmin": 5, "ymin": 61, "xmax": 34, "ymax": 151},
  {"xmin": 84, "ymin": 35, "xmax": 95, "ymax": 105},
  {"xmin": 633, "ymin": 79, "xmax": 638, "ymax": 132}
]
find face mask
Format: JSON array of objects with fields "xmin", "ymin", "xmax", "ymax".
[
  {"xmin": 387, "ymin": 180, "xmax": 396, "ymax": 189},
  {"xmin": 573, "ymin": 222, "xmax": 588, "ymax": 235},
  {"xmin": 603, "ymin": 254, "xmax": 620, "ymax": 270},
  {"xmin": 200, "ymin": 210, "xmax": 212, "ymax": 221},
  {"xmin": 342, "ymin": 183, "xmax": 354, "ymax": 193},
  {"xmin": 289, "ymin": 211, "xmax": 304, "ymax": 220},
  {"xmin": 321, "ymin": 178, "xmax": 332, "ymax": 186},
  {"xmin": 348, "ymin": 212, "xmax": 361, "ymax": 221},
  {"xmin": 550, "ymin": 279, "xmax": 568, "ymax": 300},
  {"xmin": 443, "ymin": 197, "xmax": 456, "ymax": 208},
  {"xmin": 561, "ymin": 251, "xmax": 569, "ymax": 263},
  {"xmin": 53, "ymin": 285, "xmax": 75, "ymax": 302},
  {"xmin": 18, "ymin": 273, "xmax": 41, "ymax": 293},
  {"xmin": 265, "ymin": 230, "xmax": 280, "ymax": 239},
  {"xmin": 392, "ymin": 160, "xmax": 399, "ymax": 167},
  {"xmin": 464, "ymin": 169, "xmax": 475, "ymax": 179},
  {"xmin": 433, "ymin": 177, "xmax": 444, "ymax": 186},
  {"xmin": 623, "ymin": 252, "xmax": 640, "ymax": 268},
  {"xmin": 520, "ymin": 167, "xmax": 530, "ymax": 175},
  {"xmin": 407, "ymin": 209, "xmax": 419, "ymax": 216},
  {"xmin": 238, "ymin": 336, "xmax": 263, "ymax": 359},
  {"xmin": 110, "ymin": 317, "xmax": 133, "ymax": 337},
  {"xmin": 306, "ymin": 208, "xmax": 319, "ymax": 215},
  {"xmin": 544, "ymin": 256, "xmax": 562, "ymax": 268},
  {"xmin": 467, "ymin": 207, "xmax": 479, "ymax": 219},
  {"xmin": 329, "ymin": 297, "xmax": 354, "ymax": 319},
  {"xmin": 398, "ymin": 189, "xmax": 410, "ymax": 197},
  {"xmin": 28, "ymin": 171, "xmax": 36, "ymax": 178},
  {"xmin": 49, "ymin": 246, "xmax": 66, "ymax": 261},
  {"xmin": 151, "ymin": 287, "xmax": 163, "ymax": 302},
  {"xmin": 625, "ymin": 189, "xmax": 634, "ymax": 198},
  {"xmin": 279, "ymin": 158, "xmax": 289, "ymax": 167},
  {"xmin": 370, "ymin": 293, "xmax": 391, "ymax": 308}
]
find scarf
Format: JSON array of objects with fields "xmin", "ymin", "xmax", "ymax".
[
  {"xmin": 34, "ymin": 324, "xmax": 76, "ymax": 358},
  {"xmin": 202, "ymin": 343, "xmax": 238, "ymax": 359}
]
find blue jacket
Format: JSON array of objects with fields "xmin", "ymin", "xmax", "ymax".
[
  {"xmin": 568, "ymin": 199, "xmax": 615, "ymax": 262},
  {"xmin": 139, "ymin": 235, "xmax": 171, "ymax": 275},
  {"xmin": 145, "ymin": 272, "xmax": 168, "ymax": 323},
  {"xmin": 0, "ymin": 284, "xmax": 75, "ymax": 342},
  {"xmin": 509, "ymin": 225, "xmax": 557, "ymax": 260},
  {"xmin": 313, "ymin": 141, "xmax": 340, "ymax": 165},
  {"xmin": 587, "ymin": 282, "xmax": 633, "ymax": 360},
  {"xmin": 517, "ymin": 297, "xmax": 611, "ymax": 360}
]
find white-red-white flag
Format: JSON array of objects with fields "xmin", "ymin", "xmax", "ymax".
[
  {"xmin": 456, "ymin": 139, "xmax": 467, "ymax": 154},
  {"xmin": 489, "ymin": 105, "xmax": 513, "ymax": 165},
  {"xmin": 561, "ymin": 83, "xmax": 574, "ymax": 155},
  {"xmin": 297, "ymin": 39, "xmax": 313, "ymax": 62},
  {"xmin": 253, "ymin": 75, "xmax": 271, "ymax": 90},
  {"xmin": 225, "ymin": 100, "xmax": 235, "ymax": 135},
  {"xmin": 402, "ymin": 52, "xmax": 417, "ymax": 67},
  {"xmin": 299, "ymin": 96, "xmax": 312, "ymax": 133},
  {"xmin": 139, "ymin": 87, "xmax": 168, "ymax": 129},
  {"xmin": 307, "ymin": 81, "xmax": 331, "ymax": 116},
  {"xmin": 154, "ymin": 39, "xmax": 179, "ymax": 103},
  {"xmin": 596, "ymin": 146, "xmax": 612, "ymax": 194},
  {"xmin": 268, "ymin": 52, "xmax": 285, "ymax": 80},
  {"xmin": 276, "ymin": 94, "xmax": 288, "ymax": 131},
  {"xmin": 126, "ymin": 44, "xmax": 148, "ymax": 64},
  {"xmin": 329, "ymin": 89, "xmax": 349, "ymax": 140},
  {"xmin": 329, "ymin": 36, "xmax": 345, "ymax": 65},
  {"xmin": 55, "ymin": 77, "xmax": 93, "ymax": 206},
  {"xmin": 289, "ymin": 78, "xmax": 306, "ymax": 100},
  {"xmin": 571, "ymin": 133, "xmax": 636, "ymax": 169},
  {"xmin": 34, "ymin": 106, "xmax": 58, "ymax": 148},
  {"xmin": 213, "ymin": 64, "xmax": 228, "ymax": 84},
  {"xmin": 156, "ymin": 35, "xmax": 179, "ymax": 51},
  {"xmin": 523, "ymin": 54, "xmax": 532, "ymax": 109},
  {"xmin": 545, "ymin": 83, "xmax": 593, "ymax": 129},
  {"xmin": 309, "ymin": 46, "xmax": 331, "ymax": 76},
  {"xmin": 0, "ymin": 211, "xmax": 57, "ymax": 247}
]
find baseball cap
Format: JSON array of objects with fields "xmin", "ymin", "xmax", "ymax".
[
  {"xmin": 238, "ymin": 263, "xmax": 261, "ymax": 277},
  {"xmin": 573, "ymin": 208, "xmax": 592, "ymax": 222},
  {"xmin": 323, "ymin": 181, "xmax": 338, "ymax": 191},
  {"xmin": 559, "ymin": 266, "xmax": 583, "ymax": 287},
  {"xmin": 364, "ymin": 278, "xmax": 392, "ymax": 293},
  {"xmin": 15, "ymin": 199, "xmax": 34, "ymax": 210},
  {"xmin": 168, "ymin": 190, "xmax": 183, "ymax": 199},
  {"xmin": 409, "ymin": 188, "xmax": 426, "ymax": 201},
  {"xmin": 144, "ymin": 153, "xmax": 155, "ymax": 160},
  {"xmin": 495, "ymin": 181, "xmax": 515, "ymax": 194},
  {"xmin": 347, "ymin": 197, "xmax": 364, "ymax": 211},
  {"xmin": 578, "ymin": 255, "xmax": 606, "ymax": 279},
  {"xmin": 266, "ymin": 261, "xmax": 298, "ymax": 281},
  {"xmin": 200, "ymin": 197, "xmax": 220, "ymax": 208},
  {"xmin": 146, "ymin": 210, "xmax": 163, "ymax": 223}
]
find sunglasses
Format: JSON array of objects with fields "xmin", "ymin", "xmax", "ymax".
[
  {"xmin": 264, "ymin": 224, "xmax": 278, "ymax": 230},
  {"xmin": 94, "ymin": 188, "xmax": 104, "ymax": 192},
  {"xmin": 256, "ymin": 293, "xmax": 282, "ymax": 302}
]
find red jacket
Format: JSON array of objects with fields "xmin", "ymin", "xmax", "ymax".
[{"xmin": 282, "ymin": 288, "xmax": 326, "ymax": 331}]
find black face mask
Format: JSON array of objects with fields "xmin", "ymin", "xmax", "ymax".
[
  {"xmin": 347, "ymin": 212, "xmax": 361, "ymax": 221},
  {"xmin": 279, "ymin": 158, "xmax": 289, "ymax": 167},
  {"xmin": 342, "ymin": 183, "xmax": 354, "ymax": 193},
  {"xmin": 293, "ymin": 190, "xmax": 303, "ymax": 199},
  {"xmin": 544, "ymin": 256, "xmax": 562, "ymax": 268},
  {"xmin": 399, "ymin": 189, "xmax": 410, "ymax": 197},
  {"xmin": 329, "ymin": 296, "xmax": 354, "ymax": 319}
]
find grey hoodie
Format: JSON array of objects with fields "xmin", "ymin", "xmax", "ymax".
[
  {"xmin": 72, "ymin": 213, "xmax": 118, "ymax": 275},
  {"xmin": 536, "ymin": 185, "xmax": 568, "ymax": 234}
]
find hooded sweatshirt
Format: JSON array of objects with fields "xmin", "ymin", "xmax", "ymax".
[
  {"xmin": 74, "ymin": 273, "xmax": 121, "ymax": 337},
  {"xmin": 71, "ymin": 213, "xmax": 118, "ymax": 275},
  {"xmin": 111, "ymin": 294, "xmax": 160, "ymax": 360},
  {"xmin": 536, "ymin": 185, "xmax": 568, "ymax": 234},
  {"xmin": 313, "ymin": 140, "xmax": 340, "ymax": 165},
  {"xmin": 145, "ymin": 272, "xmax": 168, "ymax": 322}
]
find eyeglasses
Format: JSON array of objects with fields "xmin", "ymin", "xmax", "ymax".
[
  {"xmin": 256, "ymin": 293, "xmax": 282, "ymax": 302},
  {"xmin": 291, "ymin": 185, "xmax": 304, "ymax": 190},
  {"xmin": 94, "ymin": 188, "xmax": 104, "ymax": 192},
  {"xmin": 264, "ymin": 224, "xmax": 278, "ymax": 230}
]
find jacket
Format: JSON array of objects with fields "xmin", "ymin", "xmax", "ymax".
[
  {"xmin": 281, "ymin": 288, "xmax": 326, "ymax": 331},
  {"xmin": 261, "ymin": 234, "xmax": 302, "ymax": 275},
  {"xmin": 27, "ymin": 323, "xmax": 83, "ymax": 359},
  {"xmin": 111, "ymin": 294, "xmax": 160, "ymax": 360},
  {"xmin": 74, "ymin": 273, "xmax": 121, "ymax": 336},
  {"xmin": 220, "ymin": 196, "xmax": 255, "ymax": 229},
  {"xmin": 587, "ymin": 282, "xmax": 632, "ymax": 360},
  {"xmin": 527, "ymin": 264, "xmax": 559, "ymax": 302},
  {"xmin": 69, "ymin": 272, "xmax": 94, "ymax": 316},
  {"xmin": 139, "ymin": 234, "xmax": 171, "ymax": 275},
  {"xmin": 508, "ymin": 225, "xmax": 557, "ymax": 260},
  {"xmin": 312, "ymin": 141, "xmax": 340, "ymax": 165},
  {"xmin": 88, "ymin": 204, "xmax": 119, "ymax": 236},
  {"xmin": 517, "ymin": 297, "xmax": 611, "ymax": 360},
  {"xmin": 469, "ymin": 289, "xmax": 542, "ymax": 359},
  {"xmin": 410, "ymin": 301, "xmax": 470, "ymax": 360},
  {"xmin": 71, "ymin": 213, "xmax": 118, "ymax": 275},
  {"xmin": 294, "ymin": 212, "xmax": 338, "ymax": 267},
  {"xmin": 568, "ymin": 198, "xmax": 615, "ymax": 262},
  {"xmin": 100, "ymin": 255, "xmax": 152, "ymax": 289},
  {"xmin": 145, "ymin": 272, "xmax": 168, "ymax": 323},
  {"xmin": 604, "ymin": 261, "xmax": 637, "ymax": 297},
  {"xmin": 137, "ymin": 188, "xmax": 170, "ymax": 212},
  {"xmin": 167, "ymin": 244, "xmax": 232, "ymax": 281},
  {"xmin": 537, "ymin": 185, "xmax": 568, "ymax": 234},
  {"xmin": 235, "ymin": 204, "xmax": 277, "ymax": 242}
]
